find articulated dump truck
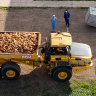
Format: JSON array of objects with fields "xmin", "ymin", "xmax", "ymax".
[{"xmin": 0, "ymin": 32, "xmax": 92, "ymax": 81}]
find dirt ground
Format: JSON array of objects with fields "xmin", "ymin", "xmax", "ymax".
[{"xmin": 0, "ymin": 8, "xmax": 96, "ymax": 96}]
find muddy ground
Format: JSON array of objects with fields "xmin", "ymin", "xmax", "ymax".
[{"xmin": 0, "ymin": 8, "xmax": 96, "ymax": 96}]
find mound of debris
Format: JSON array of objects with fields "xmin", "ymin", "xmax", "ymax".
[{"xmin": 0, "ymin": 32, "xmax": 38, "ymax": 54}]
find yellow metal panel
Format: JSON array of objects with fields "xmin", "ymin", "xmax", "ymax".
[
  {"xmin": 38, "ymin": 33, "xmax": 41, "ymax": 47},
  {"xmin": 51, "ymin": 32, "xmax": 72, "ymax": 47},
  {"xmin": 0, "ymin": 32, "xmax": 41, "ymax": 66},
  {"xmin": 0, "ymin": 54, "xmax": 38, "ymax": 59},
  {"xmin": 71, "ymin": 58, "xmax": 75, "ymax": 60},
  {"xmin": 0, "ymin": 54, "xmax": 38, "ymax": 65},
  {"xmin": 61, "ymin": 57, "xmax": 65, "ymax": 60},
  {"xmin": 71, "ymin": 55, "xmax": 91, "ymax": 59},
  {"xmin": 61, "ymin": 57, "xmax": 68, "ymax": 61},
  {"xmin": 70, "ymin": 55, "xmax": 91, "ymax": 65},
  {"xmin": 50, "ymin": 58, "xmax": 56, "ymax": 61},
  {"xmin": 0, "ymin": 64, "xmax": 2, "ymax": 67},
  {"xmin": 51, "ymin": 55, "xmax": 69, "ymax": 58},
  {"xmin": 40, "ymin": 55, "xmax": 45, "ymax": 62},
  {"xmin": 26, "ymin": 61, "xmax": 30, "ymax": 64},
  {"xmin": 50, "ymin": 55, "xmax": 69, "ymax": 61},
  {"xmin": 72, "ymin": 66, "xmax": 91, "ymax": 73}
]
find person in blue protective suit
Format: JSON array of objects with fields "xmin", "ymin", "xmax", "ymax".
[
  {"xmin": 64, "ymin": 10, "xmax": 70, "ymax": 27},
  {"xmin": 51, "ymin": 15, "xmax": 57, "ymax": 32}
]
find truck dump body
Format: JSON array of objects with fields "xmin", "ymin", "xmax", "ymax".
[
  {"xmin": 0, "ymin": 32, "xmax": 41, "ymax": 54},
  {"xmin": 0, "ymin": 32, "xmax": 41, "ymax": 65}
]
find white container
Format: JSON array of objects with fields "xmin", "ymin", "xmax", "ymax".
[{"xmin": 85, "ymin": 7, "xmax": 96, "ymax": 27}]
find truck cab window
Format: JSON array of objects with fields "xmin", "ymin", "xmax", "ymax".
[{"xmin": 50, "ymin": 47, "xmax": 68, "ymax": 55}]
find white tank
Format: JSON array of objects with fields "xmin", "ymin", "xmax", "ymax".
[{"xmin": 85, "ymin": 7, "xmax": 96, "ymax": 27}]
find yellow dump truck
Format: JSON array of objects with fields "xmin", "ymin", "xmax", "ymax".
[{"xmin": 0, "ymin": 32, "xmax": 93, "ymax": 81}]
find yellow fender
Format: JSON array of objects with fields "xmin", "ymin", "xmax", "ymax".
[{"xmin": 72, "ymin": 62, "xmax": 93, "ymax": 73}]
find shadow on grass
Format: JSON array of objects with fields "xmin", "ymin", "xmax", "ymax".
[
  {"xmin": 0, "ymin": 67, "xmax": 72, "ymax": 96},
  {"xmin": 61, "ymin": 82, "xmax": 72, "ymax": 96}
]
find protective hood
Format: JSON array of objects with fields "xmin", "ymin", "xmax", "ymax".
[{"xmin": 70, "ymin": 42, "xmax": 92, "ymax": 57}]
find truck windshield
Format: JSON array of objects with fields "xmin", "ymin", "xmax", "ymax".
[{"xmin": 50, "ymin": 47, "xmax": 68, "ymax": 55}]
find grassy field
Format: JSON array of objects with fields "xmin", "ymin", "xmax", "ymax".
[
  {"xmin": 0, "ymin": 80, "xmax": 96, "ymax": 96},
  {"xmin": 42, "ymin": 81, "xmax": 96, "ymax": 96}
]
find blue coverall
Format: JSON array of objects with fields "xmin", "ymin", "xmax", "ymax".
[
  {"xmin": 51, "ymin": 16, "xmax": 57, "ymax": 32},
  {"xmin": 64, "ymin": 11, "xmax": 70, "ymax": 27}
]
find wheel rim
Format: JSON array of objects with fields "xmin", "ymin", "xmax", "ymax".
[
  {"xmin": 6, "ymin": 70, "xmax": 16, "ymax": 77},
  {"xmin": 58, "ymin": 72, "xmax": 68, "ymax": 79}
]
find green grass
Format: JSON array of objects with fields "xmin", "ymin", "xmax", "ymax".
[
  {"xmin": 80, "ymin": 7, "xmax": 88, "ymax": 10},
  {"xmin": 0, "ymin": 7, "xmax": 30, "ymax": 10},
  {"xmin": 69, "ymin": 81, "xmax": 96, "ymax": 96},
  {"xmin": 42, "ymin": 81, "xmax": 96, "ymax": 96},
  {"xmin": 0, "ymin": 7, "xmax": 11, "ymax": 10},
  {"xmin": 34, "ymin": 0, "xmax": 96, "ymax": 1},
  {"xmin": 0, "ymin": 7, "xmax": 89, "ymax": 11}
]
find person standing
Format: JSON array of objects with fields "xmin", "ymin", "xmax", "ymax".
[
  {"xmin": 51, "ymin": 15, "xmax": 57, "ymax": 32},
  {"xmin": 64, "ymin": 10, "xmax": 70, "ymax": 28}
]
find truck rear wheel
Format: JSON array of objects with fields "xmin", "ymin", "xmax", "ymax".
[
  {"xmin": 52, "ymin": 67, "xmax": 72, "ymax": 82},
  {"xmin": 1, "ymin": 62, "xmax": 20, "ymax": 80}
]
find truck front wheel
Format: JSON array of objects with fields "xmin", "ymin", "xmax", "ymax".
[
  {"xmin": 1, "ymin": 62, "xmax": 20, "ymax": 80},
  {"xmin": 52, "ymin": 67, "xmax": 72, "ymax": 82}
]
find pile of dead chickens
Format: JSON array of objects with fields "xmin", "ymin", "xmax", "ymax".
[{"xmin": 0, "ymin": 32, "xmax": 38, "ymax": 54}]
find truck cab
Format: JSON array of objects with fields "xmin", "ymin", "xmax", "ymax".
[
  {"xmin": 41, "ymin": 32, "xmax": 72, "ymax": 63},
  {"xmin": 50, "ymin": 32, "xmax": 72, "ymax": 62},
  {"xmin": 0, "ymin": 31, "xmax": 92, "ymax": 81},
  {"xmin": 40, "ymin": 32, "xmax": 92, "ymax": 81}
]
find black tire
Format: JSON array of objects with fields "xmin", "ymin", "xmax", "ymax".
[
  {"xmin": 53, "ymin": 67, "xmax": 72, "ymax": 82},
  {"xmin": 1, "ymin": 62, "xmax": 20, "ymax": 80},
  {"xmin": 0, "ymin": 68, "xmax": 2, "ymax": 79}
]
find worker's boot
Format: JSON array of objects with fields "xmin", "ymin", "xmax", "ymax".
[{"xmin": 67, "ymin": 27, "xmax": 69, "ymax": 32}]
